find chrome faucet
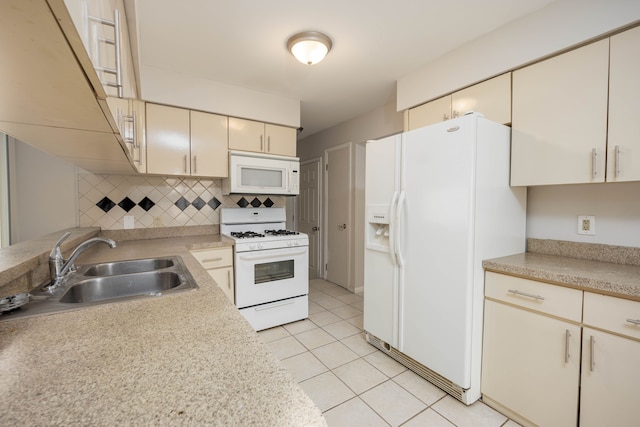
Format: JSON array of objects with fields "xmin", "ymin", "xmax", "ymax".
[{"xmin": 48, "ymin": 232, "xmax": 116, "ymax": 289}]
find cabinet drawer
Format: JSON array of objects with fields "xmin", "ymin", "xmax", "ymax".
[
  {"xmin": 485, "ymin": 272, "xmax": 583, "ymax": 322},
  {"xmin": 190, "ymin": 247, "xmax": 233, "ymax": 269},
  {"xmin": 584, "ymin": 292, "xmax": 640, "ymax": 340}
]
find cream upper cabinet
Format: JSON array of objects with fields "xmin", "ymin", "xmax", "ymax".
[
  {"xmin": 106, "ymin": 97, "xmax": 146, "ymax": 172},
  {"xmin": 407, "ymin": 95, "xmax": 451, "ymax": 130},
  {"xmin": 451, "ymin": 73, "xmax": 511, "ymax": 125},
  {"xmin": 607, "ymin": 26, "xmax": 640, "ymax": 182},
  {"xmin": 408, "ymin": 74, "xmax": 512, "ymax": 131},
  {"xmin": 229, "ymin": 117, "xmax": 296, "ymax": 156},
  {"xmin": 580, "ymin": 293, "xmax": 640, "ymax": 427},
  {"xmin": 482, "ymin": 273, "xmax": 582, "ymax": 427},
  {"xmin": 146, "ymin": 104, "xmax": 190, "ymax": 175},
  {"xmin": 190, "ymin": 111, "xmax": 228, "ymax": 177},
  {"xmin": 146, "ymin": 104, "xmax": 228, "ymax": 177},
  {"xmin": 511, "ymin": 39, "xmax": 610, "ymax": 186}
]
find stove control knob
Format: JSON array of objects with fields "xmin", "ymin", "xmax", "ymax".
[
  {"xmin": 249, "ymin": 244, "xmax": 257, "ymax": 250},
  {"xmin": 292, "ymin": 240, "xmax": 299, "ymax": 246},
  {"xmin": 257, "ymin": 243, "xmax": 263, "ymax": 249}
]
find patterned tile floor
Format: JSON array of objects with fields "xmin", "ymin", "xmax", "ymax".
[{"xmin": 258, "ymin": 279, "xmax": 521, "ymax": 427}]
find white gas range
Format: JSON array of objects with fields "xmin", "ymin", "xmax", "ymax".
[{"xmin": 220, "ymin": 208, "xmax": 309, "ymax": 331}]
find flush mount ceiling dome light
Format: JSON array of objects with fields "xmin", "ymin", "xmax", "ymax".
[{"xmin": 287, "ymin": 31, "xmax": 332, "ymax": 65}]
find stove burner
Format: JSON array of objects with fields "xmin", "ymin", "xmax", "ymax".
[
  {"xmin": 230, "ymin": 231, "xmax": 265, "ymax": 239},
  {"xmin": 264, "ymin": 229, "xmax": 300, "ymax": 236}
]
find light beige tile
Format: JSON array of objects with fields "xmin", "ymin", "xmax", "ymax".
[
  {"xmin": 364, "ymin": 351, "xmax": 407, "ymax": 377},
  {"xmin": 323, "ymin": 320, "xmax": 362, "ymax": 340},
  {"xmin": 432, "ymin": 396, "xmax": 508, "ymax": 427},
  {"xmin": 323, "ymin": 285, "xmax": 352, "ymax": 297},
  {"xmin": 309, "ymin": 310, "xmax": 341, "ymax": 327},
  {"xmin": 503, "ymin": 420, "xmax": 524, "ymax": 427},
  {"xmin": 403, "ymin": 408, "xmax": 455, "ymax": 427},
  {"xmin": 266, "ymin": 336, "xmax": 307, "ymax": 360},
  {"xmin": 282, "ymin": 319, "xmax": 317, "ymax": 335},
  {"xmin": 323, "ymin": 397, "xmax": 388, "ymax": 427},
  {"xmin": 361, "ymin": 380, "xmax": 426, "ymax": 426},
  {"xmin": 335, "ymin": 292, "xmax": 364, "ymax": 305},
  {"xmin": 295, "ymin": 327, "xmax": 336, "ymax": 350},
  {"xmin": 280, "ymin": 351, "xmax": 328, "ymax": 382},
  {"xmin": 346, "ymin": 314, "xmax": 363, "ymax": 330},
  {"xmin": 299, "ymin": 371, "xmax": 355, "ymax": 412},
  {"xmin": 314, "ymin": 294, "xmax": 347, "ymax": 310},
  {"xmin": 308, "ymin": 301, "xmax": 324, "ymax": 314},
  {"xmin": 341, "ymin": 333, "xmax": 378, "ymax": 357},
  {"xmin": 393, "ymin": 370, "xmax": 446, "ymax": 405},
  {"xmin": 330, "ymin": 304, "xmax": 363, "ymax": 320},
  {"xmin": 311, "ymin": 341, "xmax": 360, "ymax": 369},
  {"xmin": 257, "ymin": 326, "xmax": 290, "ymax": 343},
  {"xmin": 332, "ymin": 358, "xmax": 388, "ymax": 394},
  {"xmin": 351, "ymin": 301, "xmax": 364, "ymax": 311}
]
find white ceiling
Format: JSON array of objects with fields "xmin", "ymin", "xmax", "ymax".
[{"xmin": 132, "ymin": 0, "xmax": 557, "ymax": 138}]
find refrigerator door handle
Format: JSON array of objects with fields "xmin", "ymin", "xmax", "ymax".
[
  {"xmin": 388, "ymin": 190, "xmax": 399, "ymax": 266},
  {"xmin": 395, "ymin": 190, "xmax": 406, "ymax": 267}
]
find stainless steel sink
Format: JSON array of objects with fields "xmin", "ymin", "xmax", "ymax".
[
  {"xmin": 80, "ymin": 258, "xmax": 174, "ymax": 277},
  {"xmin": 0, "ymin": 256, "xmax": 197, "ymax": 321}
]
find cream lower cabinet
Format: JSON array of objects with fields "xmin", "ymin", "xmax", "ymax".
[
  {"xmin": 228, "ymin": 117, "xmax": 296, "ymax": 157},
  {"xmin": 580, "ymin": 293, "xmax": 640, "ymax": 427},
  {"xmin": 407, "ymin": 73, "xmax": 511, "ymax": 130},
  {"xmin": 191, "ymin": 247, "xmax": 234, "ymax": 303},
  {"xmin": 482, "ymin": 272, "xmax": 582, "ymax": 427}
]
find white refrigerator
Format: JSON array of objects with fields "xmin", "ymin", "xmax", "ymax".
[{"xmin": 364, "ymin": 113, "xmax": 526, "ymax": 404}]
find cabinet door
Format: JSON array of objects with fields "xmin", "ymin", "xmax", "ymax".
[
  {"xmin": 608, "ymin": 26, "xmax": 640, "ymax": 182},
  {"xmin": 482, "ymin": 300, "xmax": 580, "ymax": 426},
  {"xmin": 511, "ymin": 39, "xmax": 609, "ymax": 186},
  {"xmin": 580, "ymin": 328, "xmax": 640, "ymax": 427},
  {"xmin": 451, "ymin": 73, "xmax": 511, "ymax": 125},
  {"xmin": 228, "ymin": 117, "xmax": 264, "ymax": 153},
  {"xmin": 146, "ymin": 104, "xmax": 190, "ymax": 175},
  {"xmin": 407, "ymin": 95, "xmax": 451, "ymax": 130},
  {"xmin": 191, "ymin": 111, "xmax": 228, "ymax": 177},
  {"xmin": 208, "ymin": 267, "xmax": 234, "ymax": 303},
  {"xmin": 265, "ymin": 124, "xmax": 296, "ymax": 156}
]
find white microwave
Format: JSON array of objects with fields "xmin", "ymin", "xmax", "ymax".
[{"xmin": 223, "ymin": 151, "xmax": 300, "ymax": 196}]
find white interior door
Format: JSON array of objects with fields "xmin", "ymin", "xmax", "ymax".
[
  {"xmin": 299, "ymin": 159, "xmax": 321, "ymax": 279},
  {"xmin": 325, "ymin": 143, "xmax": 351, "ymax": 288}
]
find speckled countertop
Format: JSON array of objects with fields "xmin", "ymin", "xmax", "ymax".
[
  {"xmin": 0, "ymin": 233, "xmax": 326, "ymax": 426},
  {"xmin": 484, "ymin": 240, "xmax": 640, "ymax": 301}
]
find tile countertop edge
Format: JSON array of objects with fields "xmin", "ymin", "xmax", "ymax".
[
  {"xmin": 483, "ymin": 252, "xmax": 640, "ymax": 301},
  {"xmin": 0, "ymin": 234, "xmax": 326, "ymax": 426}
]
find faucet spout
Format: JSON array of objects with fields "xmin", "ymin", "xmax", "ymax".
[{"xmin": 48, "ymin": 234, "xmax": 117, "ymax": 289}]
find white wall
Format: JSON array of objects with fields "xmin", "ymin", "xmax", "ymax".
[
  {"xmin": 140, "ymin": 65, "xmax": 300, "ymax": 127},
  {"xmin": 8, "ymin": 138, "xmax": 78, "ymax": 243},
  {"xmin": 527, "ymin": 183, "xmax": 640, "ymax": 247},
  {"xmin": 398, "ymin": 0, "xmax": 640, "ymax": 110},
  {"xmin": 298, "ymin": 99, "xmax": 404, "ymax": 291}
]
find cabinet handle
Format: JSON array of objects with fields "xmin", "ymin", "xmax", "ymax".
[
  {"xmin": 453, "ymin": 110, "xmax": 459, "ymax": 118},
  {"xmin": 193, "ymin": 156, "xmax": 197, "ymax": 174},
  {"xmin": 507, "ymin": 289, "xmax": 545, "ymax": 301},
  {"xmin": 615, "ymin": 145, "xmax": 621, "ymax": 178},
  {"xmin": 227, "ymin": 270, "xmax": 231, "ymax": 289},
  {"xmin": 267, "ymin": 136, "xmax": 271, "ymax": 152},
  {"xmin": 260, "ymin": 135, "xmax": 264, "ymax": 151},
  {"xmin": 202, "ymin": 257, "xmax": 223, "ymax": 263},
  {"xmin": 564, "ymin": 329, "xmax": 571, "ymax": 364},
  {"xmin": 592, "ymin": 148, "xmax": 598, "ymax": 179},
  {"xmin": 589, "ymin": 335, "xmax": 595, "ymax": 372},
  {"xmin": 184, "ymin": 155, "xmax": 188, "ymax": 173},
  {"xmin": 626, "ymin": 318, "xmax": 640, "ymax": 325}
]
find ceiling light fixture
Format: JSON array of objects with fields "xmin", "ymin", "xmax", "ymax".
[{"xmin": 287, "ymin": 31, "xmax": 332, "ymax": 65}]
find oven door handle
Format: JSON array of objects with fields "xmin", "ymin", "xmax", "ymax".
[{"xmin": 238, "ymin": 248, "xmax": 307, "ymax": 261}]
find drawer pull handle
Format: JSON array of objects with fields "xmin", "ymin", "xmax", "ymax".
[
  {"xmin": 202, "ymin": 257, "xmax": 223, "ymax": 263},
  {"xmin": 508, "ymin": 289, "xmax": 545, "ymax": 301},
  {"xmin": 255, "ymin": 299, "xmax": 295, "ymax": 311},
  {"xmin": 564, "ymin": 329, "xmax": 571, "ymax": 364},
  {"xmin": 590, "ymin": 335, "xmax": 596, "ymax": 372},
  {"xmin": 626, "ymin": 318, "xmax": 640, "ymax": 325}
]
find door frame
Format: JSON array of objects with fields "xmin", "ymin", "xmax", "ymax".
[
  {"xmin": 323, "ymin": 142, "xmax": 353, "ymax": 287},
  {"xmin": 300, "ymin": 157, "xmax": 323, "ymax": 279}
]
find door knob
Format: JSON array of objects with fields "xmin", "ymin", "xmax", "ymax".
[
  {"xmin": 337, "ymin": 224, "xmax": 346, "ymax": 230},
  {"xmin": 312, "ymin": 226, "xmax": 320, "ymax": 231}
]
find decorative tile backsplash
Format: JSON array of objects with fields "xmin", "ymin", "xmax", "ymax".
[{"xmin": 78, "ymin": 172, "xmax": 284, "ymax": 230}]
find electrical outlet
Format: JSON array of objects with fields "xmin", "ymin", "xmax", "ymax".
[
  {"xmin": 577, "ymin": 215, "xmax": 595, "ymax": 235},
  {"xmin": 124, "ymin": 215, "xmax": 135, "ymax": 229},
  {"xmin": 153, "ymin": 216, "xmax": 163, "ymax": 227}
]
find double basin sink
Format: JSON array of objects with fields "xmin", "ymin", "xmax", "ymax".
[{"xmin": 1, "ymin": 256, "xmax": 198, "ymax": 321}]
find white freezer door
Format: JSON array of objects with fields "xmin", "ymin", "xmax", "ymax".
[
  {"xmin": 398, "ymin": 117, "xmax": 477, "ymax": 388},
  {"xmin": 363, "ymin": 135, "xmax": 401, "ymax": 347}
]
